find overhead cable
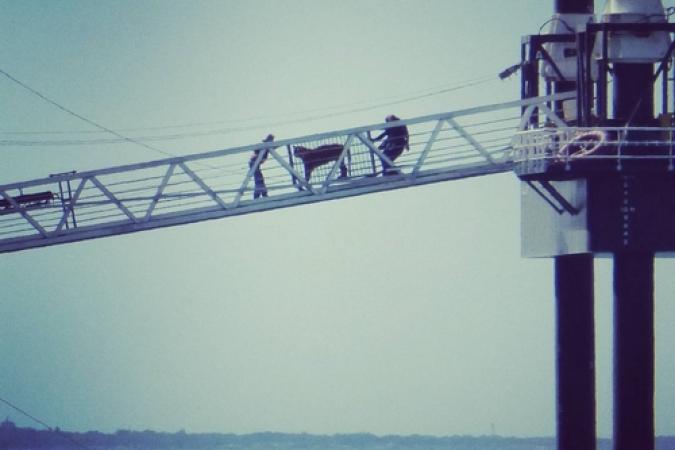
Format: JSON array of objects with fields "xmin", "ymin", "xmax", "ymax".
[
  {"xmin": 0, "ymin": 68, "xmax": 175, "ymax": 158},
  {"xmin": 1, "ymin": 75, "xmax": 501, "ymax": 147},
  {"xmin": 1, "ymin": 74, "xmax": 498, "ymax": 137}
]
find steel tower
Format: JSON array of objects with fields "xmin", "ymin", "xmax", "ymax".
[{"xmin": 516, "ymin": 1, "xmax": 674, "ymax": 449}]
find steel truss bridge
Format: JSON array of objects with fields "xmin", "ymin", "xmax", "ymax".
[{"xmin": 0, "ymin": 91, "xmax": 617, "ymax": 253}]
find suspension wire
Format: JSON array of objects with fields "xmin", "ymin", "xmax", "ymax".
[
  {"xmin": 4, "ymin": 106, "xmax": 518, "ymax": 148},
  {"xmin": 0, "ymin": 75, "xmax": 502, "ymax": 147},
  {"xmin": 0, "ymin": 395, "xmax": 91, "ymax": 450},
  {"xmin": 0, "ymin": 68, "xmax": 175, "ymax": 159},
  {"xmin": 1, "ymin": 74, "xmax": 499, "ymax": 137}
]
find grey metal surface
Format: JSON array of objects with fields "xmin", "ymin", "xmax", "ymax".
[{"xmin": 0, "ymin": 93, "xmax": 569, "ymax": 253}]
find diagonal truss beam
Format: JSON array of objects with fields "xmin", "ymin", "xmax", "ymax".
[
  {"xmin": 232, "ymin": 149, "xmax": 269, "ymax": 207},
  {"xmin": 90, "ymin": 176, "xmax": 138, "ymax": 223},
  {"xmin": 145, "ymin": 163, "xmax": 176, "ymax": 221},
  {"xmin": 178, "ymin": 162, "xmax": 228, "ymax": 210},
  {"xmin": 320, "ymin": 135, "xmax": 355, "ymax": 194},
  {"xmin": 446, "ymin": 117, "xmax": 496, "ymax": 164},
  {"xmin": 267, "ymin": 148, "xmax": 317, "ymax": 194},
  {"xmin": 413, "ymin": 120, "xmax": 445, "ymax": 175},
  {"xmin": 0, "ymin": 191, "xmax": 48, "ymax": 237}
]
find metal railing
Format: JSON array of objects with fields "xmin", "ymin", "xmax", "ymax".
[
  {"xmin": 513, "ymin": 126, "xmax": 675, "ymax": 171},
  {"xmin": 0, "ymin": 93, "xmax": 572, "ymax": 253}
]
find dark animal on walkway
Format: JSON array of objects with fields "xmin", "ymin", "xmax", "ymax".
[{"xmin": 293, "ymin": 144, "xmax": 347, "ymax": 182}]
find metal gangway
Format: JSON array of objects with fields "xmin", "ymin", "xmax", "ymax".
[{"xmin": 0, "ymin": 93, "xmax": 573, "ymax": 253}]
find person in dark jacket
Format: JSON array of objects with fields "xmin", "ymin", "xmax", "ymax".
[
  {"xmin": 371, "ymin": 114, "xmax": 409, "ymax": 176},
  {"xmin": 249, "ymin": 133, "xmax": 275, "ymax": 199}
]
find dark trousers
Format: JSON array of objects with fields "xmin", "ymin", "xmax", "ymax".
[
  {"xmin": 250, "ymin": 161, "xmax": 267, "ymax": 199},
  {"xmin": 381, "ymin": 142, "xmax": 405, "ymax": 175}
]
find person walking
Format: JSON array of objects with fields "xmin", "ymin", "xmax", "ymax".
[
  {"xmin": 249, "ymin": 133, "xmax": 275, "ymax": 199},
  {"xmin": 371, "ymin": 114, "xmax": 409, "ymax": 176}
]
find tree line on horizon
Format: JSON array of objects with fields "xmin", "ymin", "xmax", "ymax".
[{"xmin": 3, "ymin": 420, "xmax": 675, "ymax": 450}]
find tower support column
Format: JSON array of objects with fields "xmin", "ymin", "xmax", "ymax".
[
  {"xmin": 613, "ymin": 252, "xmax": 655, "ymax": 450},
  {"xmin": 551, "ymin": 1, "xmax": 596, "ymax": 448},
  {"xmin": 554, "ymin": 254, "xmax": 596, "ymax": 450},
  {"xmin": 610, "ymin": 15, "xmax": 657, "ymax": 442}
]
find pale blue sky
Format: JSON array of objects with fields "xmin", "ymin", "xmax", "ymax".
[{"xmin": 1, "ymin": 0, "xmax": 675, "ymax": 439}]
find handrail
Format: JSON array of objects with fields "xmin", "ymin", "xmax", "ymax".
[{"xmin": 0, "ymin": 92, "xmax": 574, "ymax": 253}]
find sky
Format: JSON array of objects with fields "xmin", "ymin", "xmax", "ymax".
[{"xmin": 1, "ymin": 0, "xmax": 675, "ymax": 439}]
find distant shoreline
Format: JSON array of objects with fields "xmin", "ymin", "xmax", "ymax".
[{"xmin": 2, "ymin": 420, "xmax": 675, "ymax": 450}]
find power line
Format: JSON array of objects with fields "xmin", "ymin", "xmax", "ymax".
[
  {"xmin": 1, "ymin": 75, "xmax": 501, "ymax": 147},
  {"xmin": 1, "ymin": 74, "xmax": 498, "ymax": 137},
  {"xmin": 0, "ymin": 68, "xmax": 175, "ymax": 158}
]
